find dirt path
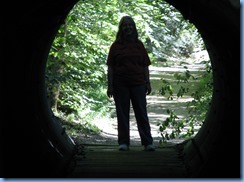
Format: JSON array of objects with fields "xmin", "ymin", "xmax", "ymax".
[
  {"xmin": 82, "ymin": 95, "xmax": 193, "ymax": 145},
  {"xmin": 74, "ymin": 62, "xmax": 206, "ymax": 147}
]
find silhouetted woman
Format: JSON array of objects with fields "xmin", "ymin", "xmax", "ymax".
[{"xmin": 106, "ymin": 15, "xmax": 155, "ymax": 151}]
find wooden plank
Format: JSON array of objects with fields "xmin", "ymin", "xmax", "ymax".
[{"xmin": 68, "ymin": 144, "xmax": 188, "ymax": 178}]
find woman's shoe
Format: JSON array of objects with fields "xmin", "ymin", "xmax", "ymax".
[
  {"xmin": 119, "ymin": 144, "xmax": 129, "ymax": 151},
  {"xmin": 144, "ymin": 144, "xmax": 155, "ymax": 151}
]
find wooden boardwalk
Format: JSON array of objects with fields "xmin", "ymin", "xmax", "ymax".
[{"xmin": 68, "ymin": 144, "xmax": 188, "ymax": 178}]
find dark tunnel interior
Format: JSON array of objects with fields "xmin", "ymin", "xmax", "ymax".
[{"xmin": 2, "ymin": 0, "xmax": 240, "ymax": 178}]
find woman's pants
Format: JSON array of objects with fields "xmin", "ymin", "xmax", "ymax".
[{"xmin": 113, "ymin": 84, "xmax": 153, "ymax": 146}]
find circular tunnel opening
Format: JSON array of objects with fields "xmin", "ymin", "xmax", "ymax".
[
  {"xmin": 46, "ymin": 0, "xmax": 212, "ymax": 148},
  {"xmin": 3, "ymin": 0, "xmax": 240, "ymax": 178}
]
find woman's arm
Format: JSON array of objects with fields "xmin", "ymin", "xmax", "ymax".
[
  {"xmin": 144, "ymin": 66, "xmax": 151, "ymax": 95},
  {"xmin": 107, "ymin": 65, "xmax": 114, "ymax": 98}
]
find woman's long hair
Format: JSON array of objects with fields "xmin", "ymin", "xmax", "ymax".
[{"xmin": 115, "ymin": 16, "xmax": 139, "ymax": 43}]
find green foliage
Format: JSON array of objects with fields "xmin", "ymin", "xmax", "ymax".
[
  {"xmin": 187, "ymin": 61, "xmax": 213, "ymax": 123},
  {"xmin": 158, "ymin": 61, "xmax": 213, "ymax": 144},
  {"xmin": 158, "ymin": 109, "xmax": 180, "ymax": 142},
  {"xmin": 159, "ymin": 79, "xmax": 174, "ymax": 100},
  {"xmin": 56, "ymin": 113, "xmax": 102, "ymax": 136},
  {"xmin": 45, "ymin": 0, "xmax": 210, "ymax": 137}
]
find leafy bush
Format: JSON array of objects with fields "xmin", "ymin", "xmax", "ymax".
[{"xmin": 158, "ymin": 60, "xmax": 212, "ymax": 144}]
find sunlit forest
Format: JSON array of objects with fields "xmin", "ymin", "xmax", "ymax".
[{"xmin": 45, "ymin": 0, "xmax": 212, "ymax": 144}]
